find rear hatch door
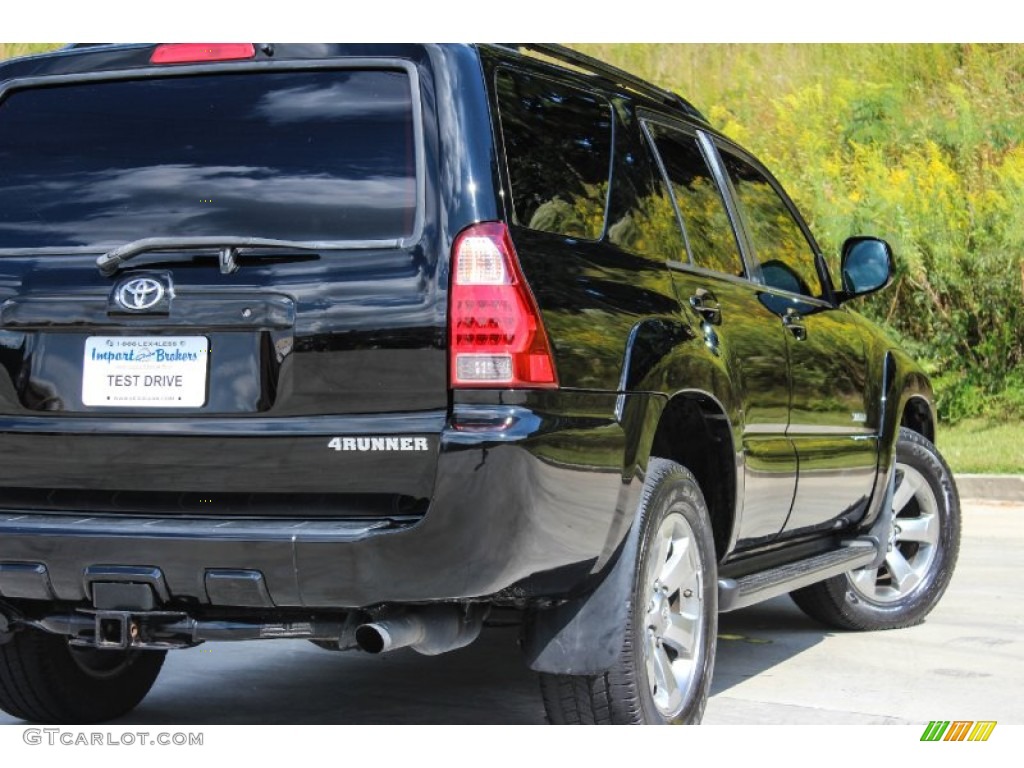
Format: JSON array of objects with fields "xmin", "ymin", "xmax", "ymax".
[{"xmin": 0, "ymin": 50, "xmax": 446, "ymax": 520}]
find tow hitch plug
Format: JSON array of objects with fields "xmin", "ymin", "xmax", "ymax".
[{"xmin": 94, "ymin": 611, "xmax": 134, "ymax": 649}]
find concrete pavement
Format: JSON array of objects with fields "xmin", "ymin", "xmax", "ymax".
[{"xmin": 708, "ymin": 500, "xmax": 1023, "ymax": 723}]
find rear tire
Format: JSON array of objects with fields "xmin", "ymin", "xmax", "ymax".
[
  {"xmin": 791, "ymin": 427, "xmax": 960, "ymax": 631},
  {"xmin": 0, "ymin": 626, "xmax": 165, "ymax": 724},
  {"xmin": 539, "ymin": 458, "xmax": 718, "ymax": 724}
]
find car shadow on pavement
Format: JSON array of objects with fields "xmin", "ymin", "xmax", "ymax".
[
  {"xmin": 105, "ymin": 595, "xmax": 831, "ymax": 725},
  {"xmin": 116, "ymin": 624, "xmax": 546, "ymax": 725},
  {"xmin": 712, "ymin": 595, "xmax": 832, "ymax": 697}
]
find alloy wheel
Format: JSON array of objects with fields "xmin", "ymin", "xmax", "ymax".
[
  {"xmin": 642, "ymin": 510, "xmax": 706, "ymax": 718},
  {"xmin": 849, "ymin": 463, "xmax": 940, "ymax": 603}
]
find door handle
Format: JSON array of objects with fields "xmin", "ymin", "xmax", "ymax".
[
  {"xmin": 689, "ymin": 288, "xmax": 721, "ymax": 325},
  {"xmin": 783, "ymin": 308, "xmax": 807, "ymax": 341}
]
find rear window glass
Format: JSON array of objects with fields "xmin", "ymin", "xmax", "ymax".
[
  {"xmin": 0, "ymin": 69, "xmax": 418, "ymax": 249},
  {"xmin": 495, "ymin": 69, "xmax": 612, "ymax": 239}
]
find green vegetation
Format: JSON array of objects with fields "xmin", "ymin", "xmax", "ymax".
[
  {"xmin": 575, "ymin": 44, "xmax": 1024, "ymax": 439},
  {"xmin": 0, "ymin": 43, "xmax": 61, "ymax": 60},
  {"xmin": 939, "ymin": 419, "xmax": 1024, "ymax": 474}
]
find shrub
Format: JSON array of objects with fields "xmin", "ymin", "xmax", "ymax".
[{"xmin": 576, "ymin": 44, "xmax": 1024, "ymax": 422}]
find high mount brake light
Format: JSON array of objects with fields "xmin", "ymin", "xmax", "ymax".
[
  {"xmin": 150, "ymin": 43, "xmax": 256, "ymax": 65},
  {"xmin": 449, "ymin": 222, "xmax": 558, "ymax": 389}
]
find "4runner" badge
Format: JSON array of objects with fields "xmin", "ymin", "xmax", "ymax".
[{"xmin": 328, "ymin": 437, "xmax": 430, "ymax": 452}]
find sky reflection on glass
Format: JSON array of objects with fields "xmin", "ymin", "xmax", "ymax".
[{"xmin": 0, "ymin": 70, "xmax": 417, "ymax": 248}]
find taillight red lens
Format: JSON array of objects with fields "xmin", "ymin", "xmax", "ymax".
[
  {"xmin": 150, "ymin": 43, "xmax": 256, "ymax": 65},
  {"xmin": 449, "ymin": 222, "xmax": 558, "ymax": 388}
]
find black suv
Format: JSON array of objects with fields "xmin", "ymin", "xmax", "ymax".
[{"xmin": 0, "ymin": 43, "xmax": 960, "ymax": 725}]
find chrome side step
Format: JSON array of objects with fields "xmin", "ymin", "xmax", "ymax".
[{"xmin": 717, "ymin": 540, "xmax": 877, "ymax": 613}]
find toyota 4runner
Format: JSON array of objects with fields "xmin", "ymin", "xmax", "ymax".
[{"xmin": 0, "ymin": 43, "xmax": 960, "ymax": 725}]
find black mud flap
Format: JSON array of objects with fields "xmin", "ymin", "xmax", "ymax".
[{"xmin": 522, "ymin": 513, "xmax": 641, "ymax": 676}]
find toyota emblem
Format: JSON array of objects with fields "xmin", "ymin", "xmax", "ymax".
[{"xmin": 116, "ymin": 277, "xmax": 165, "ymax": 311}]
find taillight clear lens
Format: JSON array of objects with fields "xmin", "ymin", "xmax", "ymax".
[
  {"xmin": 455, "ymin": 235, "xmax": 510, "ymax": 285},
  {"xmin": 449, "ymin": 222, "xmax": 557, "ymax": 388},
  {"xmin": 150, "ymin": 43, "xmax": 256, "ymax": 65}
]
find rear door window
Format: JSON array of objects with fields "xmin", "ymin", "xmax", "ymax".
[
  {"xmin": 495, "ymin": 69, "xmax": 613, "ymax": 239},
  {"xmin": 605, "ymin": 126, "xmax": 685, "ymax": 264},
  {"xmin": 0, "ymin": 68, "xmax": 420, "ymax": 249},
  {"xmin": 644, "ymin": 122, "xmax": 746, "ymax": 278}
]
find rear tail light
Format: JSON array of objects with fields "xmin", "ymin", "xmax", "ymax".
[
  {"xmin": 150, "ymin": 43, "xmax": 256, "ymax": 65},
  {"xmin": 449, "ymin": 222, "xmax": 558, "ymax": 388}
]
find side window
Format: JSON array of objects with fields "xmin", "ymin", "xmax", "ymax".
[
  {"xmin": 717, "ymin": 149, "xmax": 824, "ymax": 298},
  {"xmin": 605, "ymin": 132, "xmax": 685, "ymax": 263},
  {"xmin": 495, "ymin": 69, "xmax": 613, "ymax": 240},
  {"xmin": 645, "ymin": 122, "xmax": 745, "ymax": 278}
]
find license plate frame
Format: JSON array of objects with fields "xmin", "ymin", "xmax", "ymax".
[{"xmin": 82, "ymin": 336, "xmax": 209, "ymax": 408}]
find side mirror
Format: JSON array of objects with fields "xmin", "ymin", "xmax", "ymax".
[{"xmin": 839, "ymin": 236, "xmax": 893, "ymax": 302}]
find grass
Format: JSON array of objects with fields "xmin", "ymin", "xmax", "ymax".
[{"xmin": 939, "ymin": 419, "xmax": 1024, "ymax": 475}]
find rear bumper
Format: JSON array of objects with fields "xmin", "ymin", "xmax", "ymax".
[{"xmin": 0, "ymin": 394, "xmax": 652, "ymax": 609}]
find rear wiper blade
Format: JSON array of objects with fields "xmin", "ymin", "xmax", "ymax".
[{"xmin": 96, "ymin": 236, "xmax": 402, "ymax": 277}]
